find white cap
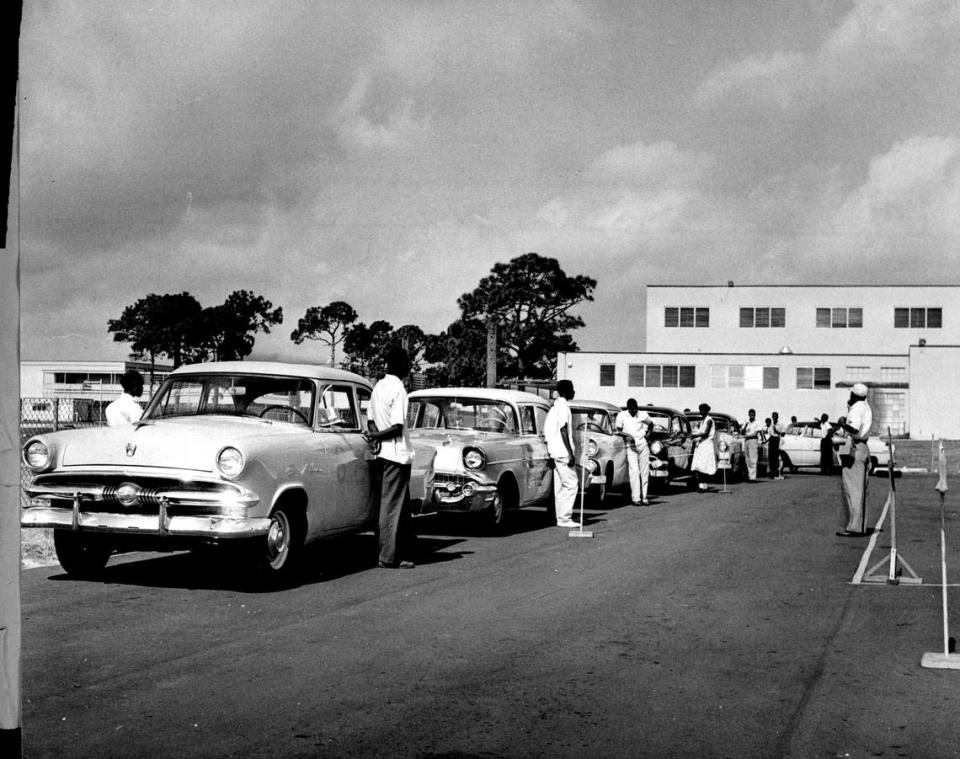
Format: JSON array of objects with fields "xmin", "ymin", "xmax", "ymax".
[{"xmin": 851, "ymin": 382, "xmax": 868, "ymax": 397}]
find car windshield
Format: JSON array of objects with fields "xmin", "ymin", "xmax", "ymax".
[
  {"xmin": 408, "ymin": 397, "xmax": 519, "ymax": 434},
  {"xmin": 688, "ymin": 414, "xmax": 735, "ymax": 434},
  {"xmin": 646, "ymin": 411, "xmax": 675, "ymax": 433},
  {"xmin": 571, "ymin": 408, "xmax": 613, "ymax": 434},
  {"xmin": 145, "ymin": 374, "xmax": 316, "ymax": 426}
]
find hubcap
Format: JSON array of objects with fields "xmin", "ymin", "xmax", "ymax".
[{"xmin": 265, "ymin": 512, "xmax": 290, "ymax": 568}]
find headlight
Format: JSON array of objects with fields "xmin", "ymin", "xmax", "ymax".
[
  {"xmin": 650, "ymin": 441, "xmax": 663, "ymax": 454},
  {"xmin": 587, "ymin": 459, "xmax": 601, "ymax": 474},
  {"xmin": 216, "ymin": 447, "xmax": 245, "ymax": 479},
  {"xmin": 586, "ymin": 439, "xmax": 599, "ymax": 456},
  {"xmin": 24, "ymin": 440, "xmax": 51, "ymax": 471},
  {"xmin": 718, "ymin": 441, "xmax": 729, "ymax": 453},
  {"xmin": 463, "ymin": 447, "xmax": 486, "ymax": 470}
]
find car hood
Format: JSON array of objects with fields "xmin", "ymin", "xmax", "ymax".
[
  {"xmin": 51, "ymin": 416, "xmax": 307, "ymax": 472},
  {"xmin": 409, "ymin": 428, "xmax": 510, "ymax": 449}
]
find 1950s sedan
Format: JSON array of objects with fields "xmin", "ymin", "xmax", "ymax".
[
  {"xmin": 406, "ymin": 388, "xmax": 554, "ymax": 530},
  {"xmin": 643, "ymin": 405, "xmax": 694, "ymax": 488},
  {"xmin": 22, "ymin": 361, "xmax": 435, "ymax": 584},
  {"xmin": 570, "ymin": 400, "xmax": 630, "ymax": 504},
  {"xmin": 684, "ymin": 410, "xmax": 745, "ymax": 479}
]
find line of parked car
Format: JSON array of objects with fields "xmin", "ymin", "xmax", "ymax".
[{"xmin": 19, "ymin": 361, "xmax": 892, "ymax": 586}]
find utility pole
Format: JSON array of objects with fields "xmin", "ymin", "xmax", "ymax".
[{"xmin": 485, "ymin": 317, "xmax": 497, "ymax": 389}]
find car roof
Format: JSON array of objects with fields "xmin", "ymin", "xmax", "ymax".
[
  {"xmin": 171, "ymin": 361, "xmax": 371, "ymax": 387},
  {"xmin": 570, "ymin": 400, "xmax": 621, "ymax": 413},
  {"xmin": 409, "ymin": 387, "xmax": 551, "ymax": 405},
  {"xmin": 635, "ymin": 404, "xmax": 685, "ymax": 415},
  {"xmin": 686, "ymin": 410, "xmax": 738, "ymax": 422}
]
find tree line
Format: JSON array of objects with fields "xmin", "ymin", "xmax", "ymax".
[{"xmin": 108, "ymin": 253, "xmax": 596, "ymax": 385}]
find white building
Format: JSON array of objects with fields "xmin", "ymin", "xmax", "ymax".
[
  {"xmin": 20, "ymin": 360, "xmax": 172, "ymax": 404},
  {"xmin": 558, "ymin": 285, "xmax": 960, "ymax": 439}
]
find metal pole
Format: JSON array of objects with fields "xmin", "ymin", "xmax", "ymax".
[{"xmin": 937, "ymin": 442, "xmax": 949, "ymax": 656}]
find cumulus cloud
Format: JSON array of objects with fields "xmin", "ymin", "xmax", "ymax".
[{"xmin": 695, "ymin": 0, "xmax": 960, "ymax": 110}]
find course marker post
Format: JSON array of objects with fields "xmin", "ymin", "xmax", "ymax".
[
  {"xmin": 864, "ymin": 428, "xmax": 921, "ymax": 585},
  {"xmin": 921, "ymin": 442, "xmax": 960, "ymax": 669},
  {"xmin": 570, "ymin": 423, "xmax": 595, "ymax": 539}
]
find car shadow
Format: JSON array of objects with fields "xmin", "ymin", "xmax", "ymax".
[{"xmin": 46, "ymin": 532, "xmax": 471, "ymax": 592}]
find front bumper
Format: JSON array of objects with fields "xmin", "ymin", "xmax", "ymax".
[{"xmin": 431, "ymin": 473, "xmax": 498, "ymax": 513}]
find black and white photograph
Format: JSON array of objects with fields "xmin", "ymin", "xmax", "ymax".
[{"xmin": 5, "ymin": 1, "xmax": 960, "ymax": 757}]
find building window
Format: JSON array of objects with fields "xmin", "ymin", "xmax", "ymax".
[
  {"xmin": 846, "ymin": 366, "xmax": 870, "ymax": 381},
  {"xmin": 665, "ymin": 307, "xmax": 709, "ymax": 327},
  {"xmin": 895, "ymin": 307, "xmax": 942, "ymax": 328},
  {"xmin": 599, "ymin": 364, "xmax": 616, "ymax": 387},
  {"xmin": 880, "ymin": 366, "xmax": 906, "ymax": 383},
  {"xmin": 710, "ymin": 365, "xmax": 779, "ymax": 389},
  {"xmin": 797, "ymin": 367, "xmax": 831, "ymax": 390},
  {"xmin": 627, "ymin": 364, "xmax": 695, "ymax": 388},
  {"xmin": 817, "ymin": 307, "xmax": 862, "ymax": 328},
  {"xmin": 740, "ymin": 307, "xmax": 785, "ymax": 328}
]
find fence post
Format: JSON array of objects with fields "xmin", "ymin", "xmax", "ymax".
[{"xmin": 52, "ymin": 398, "xmax": 58, "ymax": 433}]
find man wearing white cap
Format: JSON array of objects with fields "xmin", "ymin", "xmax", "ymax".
[{"xmin": 835, "ymin": 383, "xmax": 873, "ymax": 537}]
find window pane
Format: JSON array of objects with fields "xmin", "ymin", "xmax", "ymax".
[
  {"xmin": 910, "ymin": 308, "xmax": 925, "ymax": 328},
  {"xmin": 665, "ymin": 307, "xmax": 678, "ymax": 327},
  {"xmin": 645, "ymin": 365, "xmax": 662, "ymax": 387},
  {"xmin": 796, "ymin": 367, "xmax": 812, "ymax": 389},
  {"xmin": 771, "ymin": 308, "xmax": 785, "ymax": 327},
  {"xmin": 894, "ymin": 308, "xmax": 909, "ymax": 328},
  {"xmin": 679, "ymin": 366, "xmax": 696, "ymax": 387},
  {"xmin": 695, "ymin": 308, "xmax": 710, "ymax": 327},
  {"xmin": 813, "ymin": 368, "xmax": 831, "ymax": 388},
  {"xmin": 680, "ymin": 308, "xmax": 694, "ymax": 327},
  {"xmin": 599, "ymin": 364, "xmax": 616, "ymax": 387},
  {"xmin": 755, "ymin": 308, "xmax": 770, "ymax": 328},
  {"xmin": 848, "ymin": 308, "xmax": 863, "ymax": 328},
  {"xmin": 846, "ymin": 366, "xmax": 869, "ymax": 380},
  {"xmin": 816, "ymin": 308, "xmax": 831, "ymax": 328},
  {"xmin": 928, "ymin": 308, "xmax": 942, "ymax": 328},
  {"xmin": 662, "ymin": 365, "xmax": 679, "ymax": 387},
  {"xmin": 628, "ymin": 365, "xmax": 644, "ymax": 386},
  {"xmin": 710, "ymin": 365, "xmax": 727, "ymax": 389},
  {"xmin": 728, "ymin": 365, "xmax": 745, "ymax": 388},
  {"xmin": 763, "ymin": 367, "xmax": 779, "ymax": 389},
  {"xmin": 832, "ymin": 308, "xmax": 846, "ymax": 328},
  {"xmin": 740, "ymin": 308, "xmax": 753, "ymax": 328}
]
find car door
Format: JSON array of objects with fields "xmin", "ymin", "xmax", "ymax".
[
  {"xmin": 313, "ymin": 383, "xmax": 372, "ymax": 532},
  {"xmin": 519, "ymin": 403, "xmax": 553, "ymax": 505}
]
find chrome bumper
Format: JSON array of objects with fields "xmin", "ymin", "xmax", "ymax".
[
  {"xmin": 21, "ymin": 505, "xmax": 272, "ymax": 538},
  {"xmin": 432, "ymin": 480, "xmax": 498, "ymax": 512}
]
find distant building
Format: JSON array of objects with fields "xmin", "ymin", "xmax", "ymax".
[
  {"xmin": 559, "ymin": 284, "xmax": 960, "ymax": 439},
  {"xmin": 20, "ymin": 359, "xmax": 173, "ymax": 401}
]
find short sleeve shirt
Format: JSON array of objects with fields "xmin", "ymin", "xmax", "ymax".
[
  {"xmin": 369, "ymin": 374, "xmax": 413, "ymax": 465},
  {"xmin": 105, "ymin": 394, "xmax": 143, "ymax": 427},
  {"xmin": 615, "ymin": 409, "xmax": 650, "ymax": 447},
  {"xmin": 847, "ymin": 400, "xmax": 873, "ymax": 441},
  {"xmin": 743, "ymin": 419, "xmax": 763, "ymax": 439},
  {"xmin": 544, "ymin": 397, "xmax": 572, "ymax": 461}
]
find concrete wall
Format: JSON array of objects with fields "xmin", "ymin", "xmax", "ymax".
[
  {"xmin": 907, "ymin": 344, "xmax": 960, "ymax": 440},
  {"xmin": 557, "ymin": 350, "xmax": 907, "ymax": 428},
  {"xmin": 646, "ymin": 285, "xmax": 960, "ymax": 355}
]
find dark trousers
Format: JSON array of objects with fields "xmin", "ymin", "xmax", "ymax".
[
  {"xmin": 820, "ymin": 435, "xmax": 834, "ymax": 474},
  {"xmin": 768, "ymin": 437, "xmax": 780, "ymax": 477},
  {"xmin": 377, "ymin": 459, "xmax": 414, "ymax": 566}
]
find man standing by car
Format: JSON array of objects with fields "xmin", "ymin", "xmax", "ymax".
[
  {"xmin": 767, "ymin": 411, "xmax": 785, "ymax": 479},
  {"xmin": 365, "ymin": 346, "xmax": 417, "ymax": 568},
  {"xmin": 742, "ymin": 408, "xmax": 763, "ymax": 481},
  {"xmin": 545, "ymin": 380, "xmax": 580, "ymax": 528},
  {"xmin": 105, "ymin": 370, "xmax": 144, "ymax": 427},
  {"xmin": 615, "ymin": 398, "xmax": 651, "ymax": 505},
  {"xmin": 818, "ymin": 413, "xmax": 835, "ymax": 474},
  {"xmin": 836, "ymin": 384, "xmax": 873, "ymax": 537}
]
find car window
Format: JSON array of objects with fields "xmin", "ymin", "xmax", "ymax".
[
  {"xmin": 408, "ymin": 397, "xmax": 519, "ymax": 434},
  {"xmin": 534, "ymin": 405, "xmax": 548, "ymax": 435},
  {"xmin": 357, "ymin": 387, "xmax": 371, "ymax": 430},
  {"xmin": 519, "ymin": 405, "xmax": 537, "ymax": 435},
  {"xmin": 318, "ymin": 384, "xmax": 359, "ymax": 430},
  {"xmin": 572, "ymin": 408, "xmax": 613, "ymax": 435}
]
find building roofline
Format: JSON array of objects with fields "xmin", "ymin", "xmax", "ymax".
[{"xmin": 646, "ymin": 284, "xmax": 960, "ymax": 289}]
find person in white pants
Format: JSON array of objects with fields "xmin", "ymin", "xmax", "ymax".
[
  {"xmin": 615, "ymin": 398, "xmax": 651, "ymax": 505},
  {"xmin": 836, "ymin": 383, "xmax": 873, "ymax": 538},
  {"xmin": 545, "ymin": 380, "xmax": 579, "ymax": 528},
  {"xmin": 742, "ymin": 408, "xmax": 764, "ymax": 481}
]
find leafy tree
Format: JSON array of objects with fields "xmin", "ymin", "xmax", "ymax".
[
  {"xmin": 456, "ymin": 253, "xmax": 595, "ymax": 379},
  {"xmin": 203, "ymin": 290, "xmax": 284, "ymax": 361},
  {"xmin": 343, "ymin": 319, "xmax": 394, "ymax": 377},
  {"xmin": 289, "ymin": 300, "xmax": 358, "ymax": 366},
  {"xmin": 423, "ymin": 317, "xmax": 487, "ymax": 386},
  {"xmin": 107, "ymin": 292, "xmax": 204, "ymax": 373},
  {"xmin": 390, "ymin": 324, "xmax": 429, "ymax": 371}
]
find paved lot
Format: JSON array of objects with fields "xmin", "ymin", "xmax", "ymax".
[{"xmin": 19, "ymin": 472, "xmax": 960, "ymax": 758}]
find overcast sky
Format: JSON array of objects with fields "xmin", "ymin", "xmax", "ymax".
[{"xmin": 18, "ymin": 0, "xmax": 960, "ymax": 364}]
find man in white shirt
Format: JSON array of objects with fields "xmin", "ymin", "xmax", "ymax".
[
  {"xmin": 364, "ymin": 346, "xmax": 416, "ymax": 568},
  {"xmin": 836, "ymin": 383, "xmax": 873, "ymax": 537},
  {"xmin": 105, "ymin": 371, "xmax": 144, "ymax": 427},
  {"xmin": 741, "ymin": 408, "xmax": 763, "ymax": 481},
  {"xmin": 544, "ymin": 380, "xmax": 579, "ymax": 528},
  {"xmin": 768, "ymin": 411, "xmax": 785, "ymax": 479},
  {"xmin": 615, "ymin": 398, "xmax": 651, "ymax": 505}
]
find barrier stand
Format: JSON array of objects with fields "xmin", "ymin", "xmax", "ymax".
[
  {"xmin": 717, "ymin": 443, "xmax": 733, "ymax": 496},
  {"xmin": 921, "ymin": 442, "xmax": 960, "ymax": 669},
  {"xmin": 864, "ymin": 428, "xmax": 921, "ymax": 585},
  {"xmin": 570, "ymin": 424, "xmax": 595, "ymax": 539}
]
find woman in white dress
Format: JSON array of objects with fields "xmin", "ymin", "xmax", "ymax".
[{"xmin": 691, "ymin": 402, "xmax": 717, "ymax": 492}]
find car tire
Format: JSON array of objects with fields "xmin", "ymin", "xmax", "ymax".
[
  {"xmin": 485, "ymin": 479, "xmax": 518, "ymax": 533},
  {"xmin": 779, "ymin": 451, "xmax": 795, "ymax": 474},
  {"xmin": 255, "ymin": 503, "xmax": 305, "ymax": 586},
  {"xmin": 53, "ymin": 529, "xmax": 113, "ymax": 578}
]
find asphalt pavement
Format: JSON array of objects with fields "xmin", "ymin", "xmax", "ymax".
[{"xmin": 19, "ymin": 471, "xmax": 960, "ymax": 759}]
